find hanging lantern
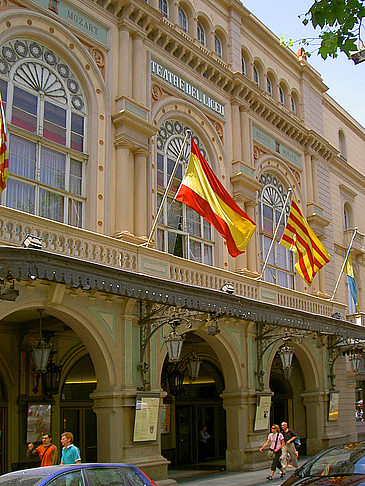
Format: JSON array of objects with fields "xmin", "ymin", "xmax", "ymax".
[
  {"xmin": 278, "ymin": 344, "xmax": 295, "ymax": 381},
  {"xmin": 187, "ymin": 352, "xmax": 202, "ymax": 381},
  {"xmin": 31, "ymin": 310, "xmax": 51, "ymax": 373},
  {"xmin": 42, "ymin": 353, "xmax": 62, "ymax": 396},
  {"xmin": 168, "ymin": 367, "xmax": 185, "ymax": 395},
  {"xmin": 165, "ymin": 330, "xmax": 184, "ymax": 362},
  {"xmin": 348, "ymin": 351, "xmax": 362, "ymax": 374}
]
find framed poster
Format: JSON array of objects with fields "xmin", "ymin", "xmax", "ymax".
[
  {"xmin": 133, "ymin": 396, "xmax": 160, "ymax": 442},
  {"xmin": 160, "ymin": 404, "xmax": 170, "ymax": 434},
  {"xmin": 254, "ymin": 395, "xmax": 271, "ymax": 431},
  {"xmin": 328, "ymin": 391, "xmax": 340, "ymax": 421},
  {"xmin": 27, "ymin": 404, "xmax": 51, "ymax": 443}
]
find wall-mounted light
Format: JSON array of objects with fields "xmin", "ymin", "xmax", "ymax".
[
  {"xmin": 165, "ymin": 329, "xmax": 185, "ymax": 362},
  {"xmin": 187, "ymin": 352, "xmax": 202, "ymax": 381},
  {"xmin": 22, "ymin": 234, "xmax": 43, "ymax": 249}
]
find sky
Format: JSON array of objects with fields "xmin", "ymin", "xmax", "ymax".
[{"xmin": 242, "ymin": 0, "xmax": 365, "ymax": 128}]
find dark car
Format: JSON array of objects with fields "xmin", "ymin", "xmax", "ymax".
[
  {"xmin": 281, "ymin": 442, "xmax": 365, "ymax": 485},
  {"xmin": 0, "ymin": 463, "xmax": 157, "ymax": 485}
]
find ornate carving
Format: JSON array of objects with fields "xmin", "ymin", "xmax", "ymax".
[
  {"xmin": 89, "ymin": 47, "xmax": 105, "ymax": 79},
  {"xmin": 253, "ymin": 145, "xmax": 268, "ymax": 163},
  {"xmin": 151, "ymin": 84, "xmax": 163, "ymax": 101},
  {"xmin": 291, "ymin": 168, "xmax": 301, "ymax": 187},
  {"xmin": 213, "ymin": 121, "xmax": 223, "ymax": 140}
]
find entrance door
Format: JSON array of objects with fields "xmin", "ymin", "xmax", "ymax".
[
  {"xmin": 176, "ymin": 406, "xmax": 195, "ymax": 464},
  {"xmin": 0, "ymin": 408, "xmax": 6, "ymax": 475},
  {"xmin": 61, "ymin": 407, "xmax": 97, "ymax": 462}
]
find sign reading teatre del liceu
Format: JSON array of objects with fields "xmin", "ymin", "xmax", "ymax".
[{"xmin": 151, "ymin": 59, "xmax": 225, "ymax": 117}]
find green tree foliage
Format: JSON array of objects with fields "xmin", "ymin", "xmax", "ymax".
[{"xmin": 303, "ymin": 0, "xmax": 365, "ymax": 59}]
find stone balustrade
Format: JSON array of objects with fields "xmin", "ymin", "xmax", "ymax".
[{"xmin": 0, "ymin": 206, "xmax": 347, "ymax": 318}]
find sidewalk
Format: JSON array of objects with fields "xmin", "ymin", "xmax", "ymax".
[{"xmin": 168, "ymin": 457, "xmax": 308, "ymax": 486}]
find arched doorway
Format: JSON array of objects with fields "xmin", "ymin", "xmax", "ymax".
[
  {"xmin": 0, "ymin": 376, "xmax": 7, "ymax": 475},
  {"xmin": 161, "ymin": 333, "xmax": 226, "ymax": 467},
  {"xmin": 269, "ymin": 354, "xmax": 307, "ymax": 453},
  {"xmin": 60, "ymin": 355, "xmax": 97, "ymax": 462}
]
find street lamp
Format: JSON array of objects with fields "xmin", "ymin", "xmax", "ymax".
[
  {"xmin": 348, "ymin": 351, "xmax": 362, "ymax": 374},
  {"xmin": 165, "ymin": 329, "xmax": 185, "ymax": 362},
  {"xmin": 278, "ymin": 343, "xmax": 295, "ymax": 381},
  {"xmin": 31, "ymin": 310, "xmax": 51, "ymax": 374},
  {"xmin": 187, "ymin": 352, "xmax": 202, "ymax": 381}
]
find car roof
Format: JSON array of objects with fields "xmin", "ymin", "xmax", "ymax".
[{"xmin": 1, "ymin": 463, "xmax": 141, "ymax": 477}]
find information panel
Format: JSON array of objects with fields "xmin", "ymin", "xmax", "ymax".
[{"xmin": 133, "ymin": 396, "xmax": 160, "ymax": 442}]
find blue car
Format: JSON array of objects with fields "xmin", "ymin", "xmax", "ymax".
[{"xmin": 0, "ymin": 463, "xmax": 157, "ymax": 485}]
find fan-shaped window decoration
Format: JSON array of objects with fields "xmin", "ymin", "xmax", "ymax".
[
  {"xmin": 178, "ymin": 7, "xmax": 188, "ymax": 33},
  {"xmin": 0, "ymin": 39, "xmax": 86, "ymax": 228},
  {"xmin": 197, "ymin": 22, "xmax": 206, "ymax": 46},
  {"xmin": 258, "ymin": 172, "xmax": 295, "ymax": 289},
  {"xmin": 156, "ymin": 120, "xmax": 214, "ymax": 265}
]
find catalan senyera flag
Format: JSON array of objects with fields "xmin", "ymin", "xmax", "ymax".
[
  {"xmin": 280, "ymin": 198, "xmax": 330, "ymax": 284},
  {"xmin": 175, "ymin": 137, "xmax": 256, "ymax": 257},
  {"xmin": 0, "ymin": 92, "xmax": 8, "ymax": 192},
  {"xmin": 344, "ymin": 253, "xmax": 360, "ymax": 313}
]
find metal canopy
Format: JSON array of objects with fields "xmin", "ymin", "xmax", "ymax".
[{"xmin": 0, "ymin": 247, "xmax": 363, "ymax": 339}]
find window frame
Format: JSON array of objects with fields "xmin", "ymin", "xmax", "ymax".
[
  {"xmin": 159, "ymin": 0, "xmax": 169, "ymax": 17},
  {"xmin": 178, "ymin": 6, "xmax": 188, "ymax": 32},
  {"xmin": 214, "ymin": 34, "xmax": 223, "ymax": 59},
  {"xmin": 197, "ymin": 22, "xmax": 206, "ymax": 46}
]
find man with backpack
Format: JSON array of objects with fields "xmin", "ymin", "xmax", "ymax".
[{"xmin": 281, "ymin": 421, "xmax": 299, "ymax": 470}]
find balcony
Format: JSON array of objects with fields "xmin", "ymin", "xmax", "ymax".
[{"xmin": 0, "ymin": 206, "xmax": 347, "ymax": 319}]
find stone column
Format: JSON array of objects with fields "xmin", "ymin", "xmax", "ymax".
[
  {"xmin": 232, "ymin": 102, "xmax": 241, "ymax": 161},
  {"xmin": 240, "ymin": 108, "xmax": 251, "ymax": 166},
  {"xmin": 132, "ymin": 34, "xmax": 144, "ymax": 105},
  {"xmin": 119, "ymin": 27, "xmax": 130, "ymax": 96},
  {"xmin": 302, "ymin": 391, "xmax": 327, "ymax": 455},
  {"xmin": 245, "ymin": 201, "xmax": 258, "ymax": 274},
  {"xmin": 134, "ymin": 150, "xmax": 148, "ymax": 238},
  {"xmin": 115, "ymin": 143, "xmax": 133, "ymax": 234},
  {"xmin": 311, "ymin": 157, "xmax": 319, "ymax": 204},
  {"xmin": 304, "ymin": 152, "xmax": 314, "ymax": 203},
  {"xmin": 92, "ymin": 390, "xmax": 173, "ymax": 483}
]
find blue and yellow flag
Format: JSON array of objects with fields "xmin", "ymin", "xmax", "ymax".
[{"xmin": 344, "ymin": 254, "xmax": 360, "ymax": 313}]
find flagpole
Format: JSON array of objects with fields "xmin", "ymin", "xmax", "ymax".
[
  {"xmin": 254, "ymin": 188, "xmax": 293, "ymax": 280},
  {"xmin": 142, "ymin": 129, "xmax": 191, "ymax": 248},
  {"xmin": 330, "ymin": 226, "xmax": 358, "ymax": 301}
]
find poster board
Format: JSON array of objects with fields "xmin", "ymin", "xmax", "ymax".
[
  {"xmin": 27, "ymin": 404, "xmax": 51, "ymax": 443},
  {"xmin": 328, "ymin": 391, "xmax": 340, "ymax": 421},
  {"xmin": 133, "ymin": 396, "xmax": 160, "ymax": 442},
  {"xmin": 160, "ymin": 404, "xmax": 170, "ymax": 434},
  {"xmin": 254, "ymin": 395, "xmax": 271, "ymax": 431}
]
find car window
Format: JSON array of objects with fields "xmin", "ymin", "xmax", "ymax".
[
  {"xmin": 46, "ymin": 470, "xmax": 83, "ymax": 486},
  {"xmin": 85, "ymin": 467, "xmax": 145, "ymax": 486},
  {"xmin": 0, "ymin": 477, "xmax": 45, "ymax": 486},
  {"xmin": 300, "ymin": 444, "xmax": 365, "ymax": 477}
]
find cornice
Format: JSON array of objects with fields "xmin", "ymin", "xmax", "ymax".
[{"xmin": 1, "ymin": 247, "xmax": 364, "ymax": 339}]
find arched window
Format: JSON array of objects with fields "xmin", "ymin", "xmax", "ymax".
[
  {"xmin": 156, "ymin": 120, "xmax": 214, "ymax": 264},
  {"xmin": 253, "ymin": 66, "xmax": 260, "ymax": 86},
  {"xmin": 159, "ymin": 0, "xmax": 169, "ymax": 17},
  {"xmin": 0, "ymin": 39, "xmax": 86, "ymax": 227},
  {"xmin": 178, "ymin": 6, "xmax": 188, "ymax": 32},
  {"xmin": 258, "ymin": 172, "xmax": 295, "ymax": 288},
  {"xmin": 279, "ymin": 86, "xmax": 285, "ymax": 105},
  {"xmin": 214, "ymin": 35, "xmax": 223, "ymax": 59},
  {"xmin": 291, "ymin": 95, "xmax": 297, "ymax": 114},
  {"xmin": 339, "ymin": 130, "xmax": 347, "ymax": 159},
  {"xmin": 197, "ymin": 22, "xmax": 206, "ymax": 46},
  {"xmin": 241, "ymin": 57, "xmax": 246, "ymax": 75},
  {"xmin": 267, "ymin": 76, "xmax": 272, "ymax": 96}
]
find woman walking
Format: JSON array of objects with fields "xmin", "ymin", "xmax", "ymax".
[{"xmin": 260, "ymin": 424, "xmax": 286, "ymax": 480}]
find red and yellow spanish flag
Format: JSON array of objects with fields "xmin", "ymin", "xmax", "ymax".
[
  {"xmin": 0, "ymin": 92, "xmax": 8, "ymax": 192},
  {"xmin": 175, "ymin": 137, "xmax": 256, "ymax": 257},
  {"xmin": 280, "ymin": 198, "xmax": 330, "ymax": 284}
]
